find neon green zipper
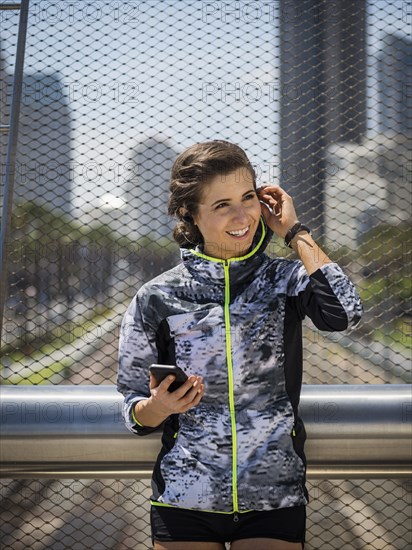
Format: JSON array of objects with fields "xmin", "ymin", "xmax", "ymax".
[
  {"xmin": 188, "ymin": 218, "xmax": 267, "ymax": 515},
  {"xmin": 185, "ymin": 254, "xmax": 239, "ymax": 513},
  {"xmin": 223, "ymin": 260, "xmax": 238, "ymax": 514}
]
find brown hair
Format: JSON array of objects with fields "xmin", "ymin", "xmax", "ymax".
[{"xmin": 168, "ymin": 140, "xmax": 256, "ymax": 247}]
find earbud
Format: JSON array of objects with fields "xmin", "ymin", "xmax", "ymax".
[{"xmin": 182, "ymin": 215, "xmax": 193, "ymax": 224}]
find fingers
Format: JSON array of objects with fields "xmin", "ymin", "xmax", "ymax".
[
  {"xmin": 173, "ymin": 375, "xmax": 201, "ymax": 398},
  {"xmin": 150, "ymin": 373, "xmax": 176, "ymax": 392},
  {"xmin": 149, "ymin": 372, "xmax": 159, "ymax": 390},
  {"xmin": 173, "ymin": 375, "xmax": 205, "ymax": 411},
  {"xmin": 257, "ymin": 185, "xmax": 300, "ymax": 238},
  {"xmin": 259, "ymin": 186, "xmax": 288, "ymax": 203},
  {"xmin": 151, "ymin": 374, "xmax": 205, "ymax": 414},
  {"xmin": 258, "ymin": 186, "xmax": 289, "ymax": 216},
  {"xmin": 257, "ymin": 184, "xmax": 289, "ymax": 198}
]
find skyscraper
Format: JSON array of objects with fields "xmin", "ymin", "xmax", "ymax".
[
  {"xmin": 2, "ymin": 67, "xmax": 73, "ymax": 214},
  {"xmin": 280, "ymin": 0, "xmax": 367, "ymax": 237},
  {"xmin": 125, "ymin": 134, "xmax": 178, "ymax": 240},
  {"xmin": 379, "ymin": 33, "xmax": 412, "ymax": 137}
]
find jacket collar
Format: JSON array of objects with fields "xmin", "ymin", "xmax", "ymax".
[{"xmin": 181, "ymin": 217, "xmax": 273, "ymax": 285}]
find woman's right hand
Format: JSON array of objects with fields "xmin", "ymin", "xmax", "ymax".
[
  {"xmin": 148, "ymin": 372, "xmax": 205, "ymax": 416},
  {"xmin": 133, "ymin": 374, "xmax": 205, "ymax": 428}
]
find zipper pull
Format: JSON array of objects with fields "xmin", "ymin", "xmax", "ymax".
[{"xmin": 233, "ymin": 512, "xmax": 239, "ymax": 522}]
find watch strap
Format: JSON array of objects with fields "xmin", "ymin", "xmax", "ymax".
[{"xmin": 284, "ymin": 222, "xmax": 311, "ymax": 248}]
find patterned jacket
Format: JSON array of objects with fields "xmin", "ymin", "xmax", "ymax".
[{"xmin": 117, "ymin": 220, "xmax": 362, "ymax": 514}]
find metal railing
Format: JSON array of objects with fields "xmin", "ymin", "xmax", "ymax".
[{"xmin": 1, "ymin": 384, "xmax": 411, "ymax": 479}]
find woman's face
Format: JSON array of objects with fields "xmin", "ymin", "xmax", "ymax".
[{"xmin": 192, "ymin": 167, "xmax": 261, "ymax": 260}]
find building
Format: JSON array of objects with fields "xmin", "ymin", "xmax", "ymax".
[
  {"xmin": 124, "ymin": 134, "xmax": 179, "ymax": 240},
  {"xmin": 1, "ymin": 63, "xmax": 73, "ymax": 214},
  {"xmin": 324, "ymin": 134, "xmax": 411, "ymax": 248},
  {"xmin": 379, "ymin": 34, "xmax": 412, "ymax": 137}
]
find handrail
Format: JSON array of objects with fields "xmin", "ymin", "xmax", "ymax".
[{"xmin": 0, "ymin": 384, "xmax": 411, "ymax": 478}]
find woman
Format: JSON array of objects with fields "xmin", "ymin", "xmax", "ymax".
[{"xmin": 117, "ymin": 140, "xmax": 362, "ymax": 549}]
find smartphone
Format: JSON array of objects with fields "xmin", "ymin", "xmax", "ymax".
[{"xmin": 149, "ymin": 364, "xmax": 188, "ymax": 392}]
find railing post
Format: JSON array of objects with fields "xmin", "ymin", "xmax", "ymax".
[{"xmin": 0, "ymin": 0, "xmax": 30, "ymax": 342}]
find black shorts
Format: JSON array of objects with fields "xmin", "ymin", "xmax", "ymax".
[{"xmin": 151, "ymin": 504, "xmax": 306, "ymax": 546}]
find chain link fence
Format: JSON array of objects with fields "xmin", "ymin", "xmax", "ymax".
[
  {"xmin": 1, "ymin": 478, "xmax": 411, "ymax": 549},
  {"xmin": 1, "ymin": 0, "xmax": 411, "ymax": 548}
]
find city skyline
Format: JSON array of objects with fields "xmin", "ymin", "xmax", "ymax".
[{"xmin": 1, "ymin": 1, "xmax": 410, "ymax": 224}]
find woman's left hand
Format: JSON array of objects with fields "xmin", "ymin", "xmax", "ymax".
[{"xmin": 257, "ymin": 185, "xmax": 299, "ymax": 239}]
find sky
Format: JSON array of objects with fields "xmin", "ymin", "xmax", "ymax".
[{"xmin": 1, "ymin": 0, "xmax": 410, "ymax": 213}]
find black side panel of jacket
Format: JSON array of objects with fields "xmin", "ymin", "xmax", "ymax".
[
  {"xmin": 296, "ymin": 268, "xmax": 350, "ymax": 331},
  {"xmin": 283, "ymin": 267, "xmax": 352, "ymax": 503},
  {"xmin": 156, "ymin": 318, "xmax": 176, "ymax": 365},
  {"xmin": 128, "ymin": 320, "xmax": 177, "ymax": 437},
  {"xmin": 151, "ymin": 317, "xmax": 180, "ymax": 500}
]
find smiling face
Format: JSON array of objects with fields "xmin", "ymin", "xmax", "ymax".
[{"xmin": 192, "ymin": 168, "xmax": 261, "ymax": 260}]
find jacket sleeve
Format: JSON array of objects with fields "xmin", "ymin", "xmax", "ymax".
[
  {"xmin": 288, "ymin": 262, "xmax": 363, "ymax": 331},
  {"xmin": 117, "ymin": 293, "xmax": 160, "ymax": 436}
]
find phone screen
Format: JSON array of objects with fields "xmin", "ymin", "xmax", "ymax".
[{"xmin": 149, "ymin": 364, "xmax": 188, "ymax": 392}]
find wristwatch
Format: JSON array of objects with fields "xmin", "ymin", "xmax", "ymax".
[{"xmin": 284, "ymin": 222, "xmax": 311, "ymax": 248}]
